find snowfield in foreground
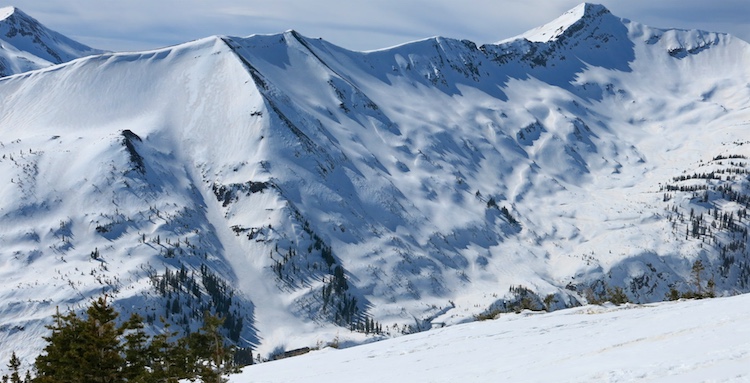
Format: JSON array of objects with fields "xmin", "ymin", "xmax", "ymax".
[{"xmin": 236, "ymin": 294, "xmax": 750, "ymax": 382}]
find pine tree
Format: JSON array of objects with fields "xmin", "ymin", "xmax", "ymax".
[
  {"xmin": 79, "ymin": 296, "xmax": 124, "ymax": 383},
  {"xmin": 706, "ymin": 277, "xmax": 716, "ymax": 298},
  {"xmin": 121, "ymin": 314, "xmax": 149, "ymax": 382},
  {"xmin": 35, "ymin": 297, "xmax": 125, "ymax": 383},
  {"xmin": 186, "ymin": 313, "xmax": 233, "ymax": 383},
  {"xmin": 35, "ymin": 308, "xmax": 86, "ymax": 383},
  {"xmin": 146, "ymin": 321, "xmax": 184, "ymax": 383},
  {"xmin": 6, "ymin": 352, "xmax": 21, "ymax": 383},
  {"xmin": 692, "ymin": 259, "xmax": 705, "ymax": 295},
  {"xmin": 32, "ymin": 297, "xmax": 240, "ymax": 383}
]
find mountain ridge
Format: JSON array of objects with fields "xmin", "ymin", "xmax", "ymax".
[
  {"xmin": 0, "ymin": 5, "xmax": 103, "ymax": 76},
  {"xmin": 2, "ymin": 2, "xmax": 750, "ymax": 366}
]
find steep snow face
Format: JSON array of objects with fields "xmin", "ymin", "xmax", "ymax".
[
  {"xmin": 0, "ymin": 37, "xmax": 271, "ymax": 365},
  {"xmin": 3, "ymin": 3, "xmax": 750, "ymax": 365},
  {"xmin": 512, "ymin": 3, "xmax": 611, "ymax": 43},
  {"xmin": 0, "ymin": 6, "xmax": 103, "ymax": 76},
  {"xmin": 219, "ymin": 4, "xmax": 750, "ymax": 347}
]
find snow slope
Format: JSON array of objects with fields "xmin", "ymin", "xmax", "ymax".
[
  {"xmin": 3, "ymin": 2, "xmax": 750, "ymax": 365},
  {"xmin": 236, "ymin": 295, "xmax": 750, "ymax": 382},
  {"xmin": 510, "ymin": 3, "xmax": 610, "ymax": 43},
  {"xmin": 0, "ymin": 6, "xmax": 103, "ymax": 76}
]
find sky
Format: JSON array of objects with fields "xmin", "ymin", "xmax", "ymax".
[{"xmin": 6, "ymin": 0, "xmax": 750, "ymax": 52}]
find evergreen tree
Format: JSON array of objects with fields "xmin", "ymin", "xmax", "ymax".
[
  {"xmin": 34, "ymin": 308, "xmax": 86, "ymax": 383},
  {"xmin": 35, "ymin": 297, "xmax": 125, "ymax": 383},
  {"xmin": 692, "ymin": 259, "xmax": 705, "ymax": 295},
  {"xmin": 79, "ymin": 297, "xmax": 124, "ymax": 383},
  {"xmin": 186, "ymin": 313, "xmax": 233, "ymax": 383},
  {"xmin": 146, "ymin": 321, "xmax": 185, "ymax": 383},
  {"xmin": 607, "ymin": 286, "xmax": 629, "ymax": 305},
  {"xmin": 32, "ymin": 297, "xmax": 240, "ymax": 383},
  {"xmin": 121, "ymin": 314, "xmax": 149, "ymax": 382},
  {"xmin": 706, "ymin": 277, "xmax": 716, "ymax": 298},
  {"xmin": 6, "ymin": 352, "xmax": 21, "ymax": 383}
]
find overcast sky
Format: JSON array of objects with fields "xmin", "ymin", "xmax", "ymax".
[{"xmin": 7, "ymin": 1, "xmax": 750, "ymax": 52}]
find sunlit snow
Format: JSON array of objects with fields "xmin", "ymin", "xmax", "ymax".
[
  {"xmin": 2, "ymin": 3, "xmax": 750, "ymax": 368},
  {"xmin": 237, "ymin": 295, "xmax": 750, "ymax": 382}
]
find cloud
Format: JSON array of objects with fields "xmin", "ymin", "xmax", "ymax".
[{"xmin": 8, "ymin": 0, "xmax": 750, "ymax": 52}]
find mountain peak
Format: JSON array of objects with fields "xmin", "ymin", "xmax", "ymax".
[
  {"xmin": 0, "ymin": 6, "xmax": 18, "ymax": 21},
  {"xmin": 0, "ymin": 6, "xmax": 38, "ymax": 24},
  {"xmin": 515, "ymin": 2, "xmax": 612, "ymax": 43},
  {"xmin": 575, "ymin": 2, "xmax": 610, "ymax": 16},
  {"xmin": 0, "ymin": 5, "xmax": 103, "ymax": 69}
]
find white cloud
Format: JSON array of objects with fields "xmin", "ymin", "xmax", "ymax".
[{"xmin": 8, "ymin": 0, "xmax": 750, "ymax": 52}]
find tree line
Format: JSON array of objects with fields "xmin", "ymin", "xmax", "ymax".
[{"xmin": 3, "ymin": 296, "xmax": 249, "ymax": 383}]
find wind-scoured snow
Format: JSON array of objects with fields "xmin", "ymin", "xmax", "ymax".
[
  {"xmin": 236, "ymin": 295, "xmax": 750, "ymax": 382},
  {"xmin": 2, "ymin": 3, "xmax": 750, "ymax": 366}
]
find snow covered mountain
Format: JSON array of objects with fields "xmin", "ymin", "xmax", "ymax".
[
  {"xmin": 0, "ymin": 6, "xmax": 103, "ymax": 76},
  {"xmin": 2, "ymin": 2, "xmax": 750, "ymax": 365}
]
